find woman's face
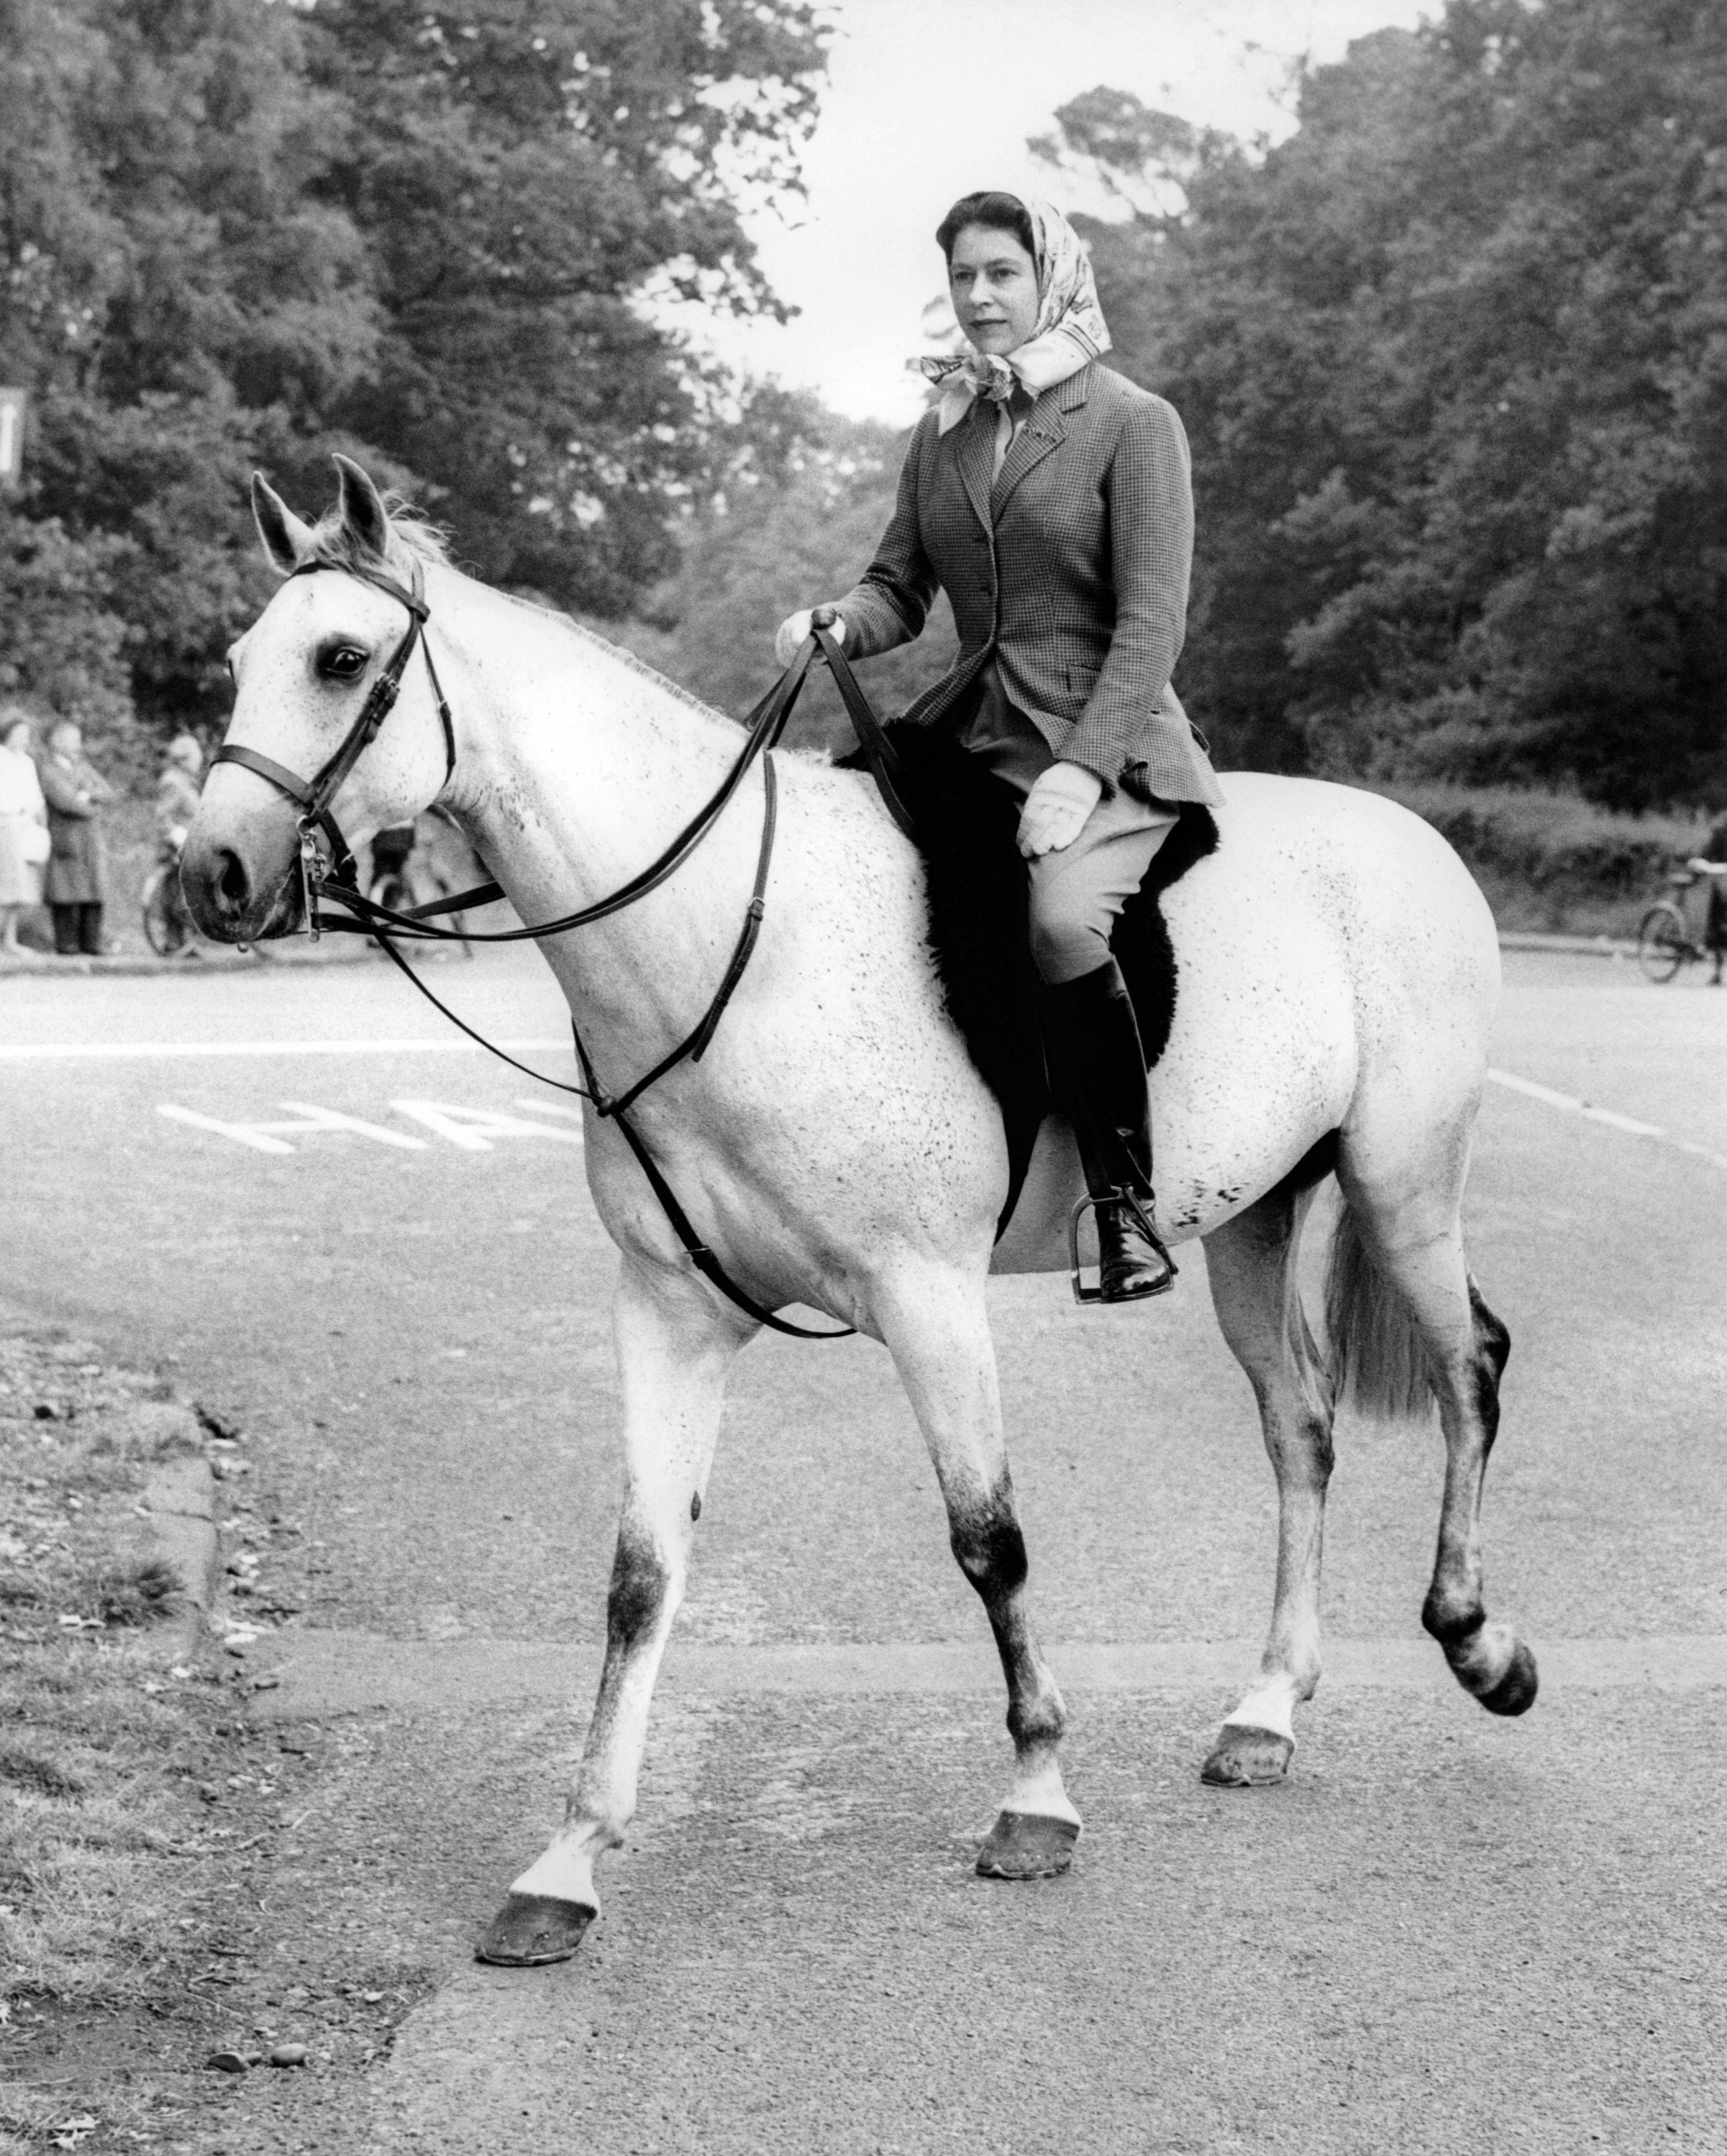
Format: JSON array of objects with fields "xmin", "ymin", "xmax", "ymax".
[{"xmin": 948, "ymin": 224, "xmax": 1040, "ymax": 357}]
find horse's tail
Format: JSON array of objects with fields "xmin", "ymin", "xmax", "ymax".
[{"xmin": 1323, "ymin": 1200, "xmax": 1434, "ymax": 1425}]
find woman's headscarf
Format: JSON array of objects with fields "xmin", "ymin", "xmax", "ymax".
[{"xmin": 921, "ymin": 194, "xmax": 1112, "ymax": 434}]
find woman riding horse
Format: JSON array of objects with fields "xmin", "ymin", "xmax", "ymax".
[{"xmin": 777, "ymin": 191, "xmax": 1222, "ymax": 1304}]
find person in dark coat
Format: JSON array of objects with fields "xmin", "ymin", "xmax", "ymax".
[
  {"xmin": 776, "ymin": 190, "xmax": 1222, "ymax": 1301},
  {"xmin": 40, "ymin": 719, "xmax": 115, "ymax": 956},
  {"xmin": 1691, "ymin": 808, "xmax": 1727, "ymax": 986}
]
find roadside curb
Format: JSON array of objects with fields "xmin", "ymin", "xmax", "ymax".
[
  {"xmin": 242, "ymin": 1627, "xmax": 1727, "ymax": 1723},
  {"xmin": 1498, "ymin": 930, "xmax": 1635, "ymax": 957},
  {"xmin": 0, "ymin": 943, "xmax": 377, "ymax": 979},
  {"xmin": 139, "ymin": 1443, "xmax": 222, "ymax": 1660}
]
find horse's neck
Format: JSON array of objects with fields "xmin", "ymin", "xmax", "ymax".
[{"xmin": 432, "ymin": 570, "xmax": 767, "ymax": 1042}]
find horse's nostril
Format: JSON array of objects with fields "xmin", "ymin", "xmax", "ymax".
[{"xmin": 217, "ymin": 849, "xmax": 249, "ymax": 906}]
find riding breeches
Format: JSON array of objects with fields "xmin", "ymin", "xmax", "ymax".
[{"xmin": 957, "ymin": 664, "xmax": 1177, "ymax": 985}]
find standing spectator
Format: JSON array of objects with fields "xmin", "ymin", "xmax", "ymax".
[
  {"xmin": 0, "ymin": 710, "xmax": 50, "ymax": 954},
  {"xmin": 1690, "ymin": 805, "xmax": 1727, "ymax": 988},
  {"xmin": 155, "ymin": 732, "xmax": 203, "ymax": 857},
  {"xmin": 40, "ymin": 719, "xmax": 115, "ymax": 957}
]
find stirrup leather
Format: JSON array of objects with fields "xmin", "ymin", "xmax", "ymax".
[{"xmin": 1067, "ymin": 1189, "xmax": 1179, "ymax": 1305}]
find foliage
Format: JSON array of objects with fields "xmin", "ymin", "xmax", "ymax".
[
  {"xmin": 604, "ymin": 402, "xmax": 959, "ymax": 757},
  {"xmin": 0, "ymin": 509, "xmax": 132, "ymax": 733},
  {"xmin": 1049, "ymin": 0, "xmax": 1727, "ymax": 809},
  {"xmin": 1376, "ymin": 781, "xmax": 1707, "ymax": 932},
  {"xmin": 0, "ymin": 0, "xmax": 827, "ymax": 749}
]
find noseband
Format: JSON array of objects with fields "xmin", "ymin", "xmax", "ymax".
[
  {"xmin": 212, "ymin": 552, "xmax": 456, "ymax": 915},
  {"xmin": 210, "ymin": 557, "xmax": 914, "ymax": 1342}
]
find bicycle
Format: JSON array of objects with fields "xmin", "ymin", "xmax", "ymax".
[
  {"xmin": 1637, "ymin": 866, "xmax": 1724, "ymax": 984},
  {"xmin": 139, "ymin": 852, "xmax": 200, "ymax": 957},
  {"xmin": 365, "ymin": 814, "xmax": 473, "ymax": 957}
]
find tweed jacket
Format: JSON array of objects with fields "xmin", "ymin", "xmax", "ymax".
[{"xmin": 836, "ymin": 363, "xmax": 1223, "ymax": 808}]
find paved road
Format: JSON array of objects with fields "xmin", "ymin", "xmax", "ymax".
[{"xmin": 3, "ymin": 946, "xmax": 1725, "ymax": 2151}]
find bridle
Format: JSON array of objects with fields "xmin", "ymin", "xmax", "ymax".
[
  {"xmin": 212, "ymin": 550, "xmax": 914, "ymax": 1340},
  {"xmin": 213, "ymin": 553, "xmax": 456, "ymax": 918}
]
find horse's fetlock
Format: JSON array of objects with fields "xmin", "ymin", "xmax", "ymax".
[
  {"xmin": 1006, "ymin": 1694, "xmax": 1065, "ymax": 1751},
  {"xmin": 1421, "ymin": 1587, "xmax": 1483, "ymax": 1651}
]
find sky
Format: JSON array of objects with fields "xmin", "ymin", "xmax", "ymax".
[{"xmin": 682, "ymin": 0, "xmax": 1433, "ymax": 423}]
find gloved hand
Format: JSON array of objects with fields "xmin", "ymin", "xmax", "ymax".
[
  {"xmin": 1017, "ymin": 760, "xmax": 1103, "ymax": 859},
  {"xmin": 774, "ymin": 607, "xmax": 847, "ymax": 669}
]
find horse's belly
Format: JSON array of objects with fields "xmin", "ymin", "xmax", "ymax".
[{"xmin": 991, "ymin": 1018, "xmax": 1354, "ymax": 1276}]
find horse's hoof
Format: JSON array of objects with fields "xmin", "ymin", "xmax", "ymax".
[
  {"xmin": 474, "ymin": 1893, "xmax": 594, "ymax": 1967},
  {"xmin": 1477, "ymin": 1640, "xmax": 1538, "ymax": 1717},
  {"xmin": 1201, "ymin": 1724, "xmax": 1293, "ymax": 1787},
  {"xmin": 974, "ymin": 1810, "xmax": 1079, "ymax": 1880}
]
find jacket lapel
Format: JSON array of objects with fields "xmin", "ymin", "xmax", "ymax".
[
  {"xmin": 951, "ymin": 401, "xmax": 997, "ymax": 541},
  {"xmin": 990, "ymin": 365, "xmax": 1091, "ymax": 519}
]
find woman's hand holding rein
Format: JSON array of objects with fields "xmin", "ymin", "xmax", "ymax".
[{"xmin": 775, "ymin": 608, "xmax": 847, "ymax": 669}]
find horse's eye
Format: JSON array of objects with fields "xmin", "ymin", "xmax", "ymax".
[{"xmin": 319, "ymin": 645, "xmax": 369, "ymax": 681}]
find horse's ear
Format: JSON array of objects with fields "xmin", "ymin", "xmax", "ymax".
[
  {"xmin": 251, "ymin": 473, "xmax": 314, "ymax": 576},
  {"xmin": 332, "ymin": 453, "xmax": 391, "ymax": 563}
]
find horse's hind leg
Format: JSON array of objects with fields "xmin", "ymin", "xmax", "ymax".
[
  {"xmin": 875, "ymin": 1269, "xmax": 1079, "ymax": 1879},
  {"xmin": 1335, "ymin": 1154, "xmax": 1537, "ymax": 1716},
  {"xmin": 1421, "ymin": 1274, "xmax": 1531, "ymax": 1709},
  {"xmin": 1401, "ymin": 1253, "xmax": 1533, "ymax": 1711},
  {"xmin": 476, "ymin": 1256, "xmax": 750, "ymax": 1966},
  {"xmin": 1200, "ymin": 1179, "xmax": 1336, "ymax": 1787}
]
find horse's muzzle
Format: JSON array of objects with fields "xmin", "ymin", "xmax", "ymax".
[{"xmin": 181, "ymin": 804, "xmax": 305, "ymax": 944}]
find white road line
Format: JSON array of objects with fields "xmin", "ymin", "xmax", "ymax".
[
  {"xmin": 0, "ymin": 1038, "xmax": 569, "ymax": 1062},
  {"xmin": 513, "ymin": 1097, "xmax": 584, "ymax": 1131},
  {"xmin": 1488, "ymin": 1067, "xmax": 1727, "ymax": 1169},
  {"xmin": 390, "ymin": 1100, "xmax": 584, "ymax": 1150}
]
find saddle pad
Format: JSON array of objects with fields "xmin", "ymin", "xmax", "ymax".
[{"xmin": 843, "ymin": 724, "xmax": 1220, "ymax": 1233}]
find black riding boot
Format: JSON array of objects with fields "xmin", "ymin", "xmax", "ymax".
[{"xmin": 1038, "ymin": 958, "xmax": 1177, "ymax": 1302}]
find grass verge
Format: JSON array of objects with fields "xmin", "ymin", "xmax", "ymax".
[{"xmin": 1, "ymin": 1325, "xmax": 440, "ymax": 2154}]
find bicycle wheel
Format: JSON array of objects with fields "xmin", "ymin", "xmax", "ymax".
[
  {"xmin": 1637, "ymin": 902, "xmax": 1689, "ymax": 984},
  {"xmin": 141, "ymin": 866, "xmax": 192, "ymax": 956}
]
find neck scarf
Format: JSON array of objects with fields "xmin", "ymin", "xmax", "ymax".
[{"xmin": 921, "ymin": 194, "xmax": 1112, "ymax": 434}]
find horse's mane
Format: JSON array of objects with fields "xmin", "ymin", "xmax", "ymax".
[
  {"xmin": 494, "ymin": 588, "xmax": 738, "ymax": 733},
  {"xmin": 307, "ymin": 494, "xmax": 454, "ymax": 575},
  {"xmin": 310, "ymin": 489, "xmax": 743, "ymax": 737}
]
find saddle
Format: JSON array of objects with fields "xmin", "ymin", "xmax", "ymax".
[{"xmin": 842, "ymin": 724, "xmax": 1220, "ymax": 1233}]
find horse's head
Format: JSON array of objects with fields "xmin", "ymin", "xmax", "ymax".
[{"xmin": 183, "ymin": 456, "xmax": 455, "ymax": 942}]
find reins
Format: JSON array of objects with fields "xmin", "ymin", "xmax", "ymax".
[{"xmin": 215, "ymin": 565, "xmax": 913, "ymax": 1340}]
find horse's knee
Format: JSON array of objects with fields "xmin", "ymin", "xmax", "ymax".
[
  {"xmin": 1262, "ymin": 1405, "xmax": 1335, "ymax": 1488},
  {"xmin": 949, "ymin": 1493, "xmax": 1028, "ymax": 1605},
  {"xmin": 606, "ymin": 1521, "xmax": 672, "ymax": 1652}
]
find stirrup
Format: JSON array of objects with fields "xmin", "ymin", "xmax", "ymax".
[{"xmin": 1067, "ymin": 1189, "xmax": 1178, "ymax": 1306}]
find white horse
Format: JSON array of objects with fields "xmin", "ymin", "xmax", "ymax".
[{"xmin": 184, "ymin": 460, "xmax": 1535, "ymax": 1967}]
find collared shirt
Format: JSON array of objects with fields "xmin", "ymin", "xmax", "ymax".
[{"xmin": 991, "ymin": 383, "xmax": 1038, "ymax": 481}]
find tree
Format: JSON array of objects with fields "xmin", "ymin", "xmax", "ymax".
[
  {"xmin": 304, "ymin": 0, "xmax": 827, "ymax": 614},
  {"xmin": 1048, "ymin": 1, "xmax": 1727, "ymax": 808},
  {"xmin": 605, "ymin": 400, "xmax": 958, "ymax": 757},
  {"xmin": 0, "ymin": 0, "xmax": 828, "ymax": 750}
]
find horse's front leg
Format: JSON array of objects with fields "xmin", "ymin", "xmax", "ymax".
[
  {"xmin": 476, "ymin": 1256, "xmax": 751, "ymax": 1965},
  {"xmin": 875, "ymin": 1268, "xmax": 1080, "ymax": 1880}
]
